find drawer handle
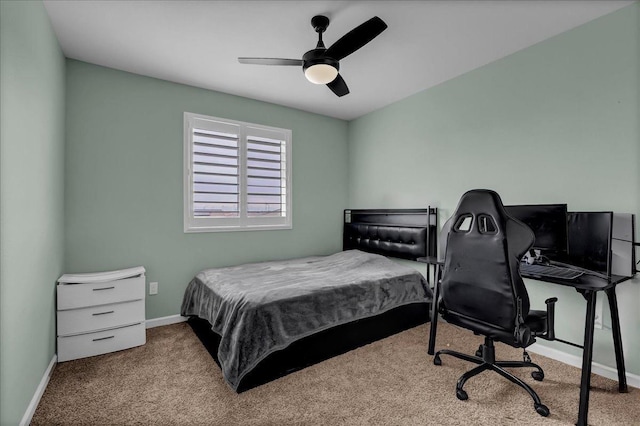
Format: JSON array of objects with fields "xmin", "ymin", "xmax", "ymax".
[
  {"xmin": 92, "ymin": 335, "xmax": 115, "ymax": 342},
  {"xmin": 93, "ymin": 286, "xmax": 115, "ymax": 291},
  {"xmin": 92, "ymin": 310, "xmax": 114, "ymax": 316}
]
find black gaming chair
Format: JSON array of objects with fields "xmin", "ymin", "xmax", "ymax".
[{"xmin": 431, "ymin": 189, "xmax": 557, "ymax": 417}]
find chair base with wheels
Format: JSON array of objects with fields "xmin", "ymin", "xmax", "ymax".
[{"xmin": 434, "ymin": 336, "xmax": 549, "ymax": 417}]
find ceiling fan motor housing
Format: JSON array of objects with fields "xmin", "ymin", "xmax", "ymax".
[
  {"xmin": 302, "ymin": 49, "xmax": 339, "ymax": 73},
  {"xmin": 302, "ymin": 49, "xmax": 339, "ymax": 84}
]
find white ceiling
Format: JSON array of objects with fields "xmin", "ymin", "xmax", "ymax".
[{"xmin": 43, "ymin": 0, "xmax": 634, "ymax": 121}]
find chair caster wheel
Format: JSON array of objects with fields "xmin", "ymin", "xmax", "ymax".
[
  {"xmin": 433, "ymin": 355, "xmax": 442, "ymax": 366},
  {"xmin": 534, "ymin": 403, "xmax": 549, "ymax": 417},
  {"xmin": 475, "ymin": 350, "xmax": 482, "ymax": 357},
  {"xmin": 456, "ymin": 389, "xmax": 468, "ymax": 401},
  {"xmin": 531, "ymin": 371, "xmax": 544, "ymax": 381}
]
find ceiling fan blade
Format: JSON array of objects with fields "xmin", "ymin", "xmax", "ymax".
[
  {"xmin": 327, "ymin": 74, "xmax": 349, "ymax": 97},
  {"xmin": 238, "ymin": 57, "xmax": 303, "ymax": 66},
  {"xmin": 325, "ymin": 16, "xmax": 387, "ymax": 61}
]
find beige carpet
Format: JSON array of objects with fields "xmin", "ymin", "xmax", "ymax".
[{"xmin": 32, "ymin": 322, "xmax": 638, "ymax": 425}]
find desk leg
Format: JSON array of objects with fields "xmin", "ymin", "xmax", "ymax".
[
  {"xmin": 428, "ymin": 268, "xmax": 440, "ymax": 356},
  {"xmin": 577, "ymin": 291, "xmax": 597, "ymax": 426},
  {"xmin": 605, "ymin": 287, "xmax": 628, "ymax": 393}
]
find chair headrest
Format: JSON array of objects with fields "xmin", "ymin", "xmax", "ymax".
[
  {"xmin": 451, "ymin": 189, "xmax": 534, "ymax": 248},
  {"xmin": 454, "ymin": 190, "xmax": 506, "ymax": 230}
]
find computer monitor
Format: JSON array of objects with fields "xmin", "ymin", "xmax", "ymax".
[
  {"xmin": 567, "ymin": 211, "xmax": 613, "ymax": 277},
  {"xmin": 504, "ymin": 204, "xmax": 568, "ymax": 258}
]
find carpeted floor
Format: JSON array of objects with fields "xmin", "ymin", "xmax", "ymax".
[{"xmin": 32, "ymin": 322, "xmax": 638, "ymax": 425}]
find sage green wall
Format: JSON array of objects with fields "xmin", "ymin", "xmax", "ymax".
[
  {"xmin": 348, "ymin": 4, "xmax": 640, "ymax": 374},
  {"xmin": 0, "ymin": 2, "xmax": 66, "ymax": 424},
  {"xmin": 64, "ymin": 60, "xmax": 349, "ymax": 320}
]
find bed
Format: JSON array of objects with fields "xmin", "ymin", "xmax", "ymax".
[{"xmin": 181, "ymin": 208, "xmax": 438, "ymax": 391}]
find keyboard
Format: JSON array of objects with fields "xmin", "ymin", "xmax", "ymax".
[{"xmin": 520, "ymin": 263, "xmax": 584, "ymax": 280}]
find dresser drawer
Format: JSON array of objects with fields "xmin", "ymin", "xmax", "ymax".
[
  {"xmin": 57, "ymin": 322, "xmax": 146, "ymax": 362},
  {"xmin": 57, "ymin": 277, "xmax": 145, "ymax": 310},
  {"xmin": 57, "ymin": 300, "xmax": 145, "ymax": 336}
]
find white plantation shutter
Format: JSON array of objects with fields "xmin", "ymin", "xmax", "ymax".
[
  {"xmin": 192, "ymin": 128, "xmax": 240, "ymax": 217},
  {"xmin": 184, "ymin": 113, "xmax": 291, "ymax": 232},
  {"xmin": 246, "ymin": 127, "xmax": 287, "ymax": 218}
]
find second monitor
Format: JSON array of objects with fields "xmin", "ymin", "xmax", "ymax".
[{"xmin": 567, "ymin": 211, "xmax": 613, "ymax": 278}]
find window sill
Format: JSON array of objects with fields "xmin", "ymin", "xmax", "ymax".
[{"xmin": 183, "ymin": 224, "xmax": 292, "ymax": 233}]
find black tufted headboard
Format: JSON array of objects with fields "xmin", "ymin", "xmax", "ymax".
[{"xmin": 343, "ymin": 208, "xmax": 438, "ymax": 261}]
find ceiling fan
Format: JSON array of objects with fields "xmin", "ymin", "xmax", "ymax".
[{"xmin": 238, "ymin": 15, "xmax": 388, "ymax": 97}]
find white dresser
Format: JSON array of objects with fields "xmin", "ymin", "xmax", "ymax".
[{"xmin": 57, "ymin": 266, "xmax": 146, "ymax": 362}]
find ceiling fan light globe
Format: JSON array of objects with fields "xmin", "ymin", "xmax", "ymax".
[{"xmin": 304, "ymin": 64, "xmax": 338, "ymax": 84}]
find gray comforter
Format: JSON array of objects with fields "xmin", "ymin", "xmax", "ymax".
[{"xmin": 180, "ymin": 250, "xmax": 431, "ymax": 391}]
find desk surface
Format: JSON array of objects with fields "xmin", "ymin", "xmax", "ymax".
[
  {"xmin": 416, "ymin": 256, "xmax": 631, "ymax": 292},
  {"xmin": 521, "ymin": 272, "xmax": 630, "ymax": 291}
]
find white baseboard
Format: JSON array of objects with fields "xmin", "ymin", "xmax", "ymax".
[
  {"xmin": 528, "ymin": 343, "xmax": 640, "ymax": 389},
  {"xmin": 145, "ymin": 314, "xmax": 188, "ymax": 329},
  {"xmin": 20, "ymin": 354, "xmax": 57, "ymax": 426}
]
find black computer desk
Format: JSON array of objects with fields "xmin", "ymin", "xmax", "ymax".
[{"xmin": 420, "ymin": 256, "xmax": 632, "ymax": 426}]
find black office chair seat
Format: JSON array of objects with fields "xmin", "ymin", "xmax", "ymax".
[{"xmin": 431, "ymin": 190, "xmax": 557, "ymax": 418}]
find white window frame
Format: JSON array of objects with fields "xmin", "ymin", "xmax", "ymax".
[{"xmin": 184, "ymin": 112, "xmax": 292, "ymax": 233}]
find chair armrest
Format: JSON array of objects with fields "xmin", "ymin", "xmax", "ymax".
[{"xmin": 543, "ymin": 297, "xmax": 558, "ymax": 341}]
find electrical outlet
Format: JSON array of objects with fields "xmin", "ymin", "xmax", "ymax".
[
  {"xmin": 149, "ymin": 281, "xmax": 158, "ymax": 295},
  {"xmin": 594, "ymin": 294, "xmax": 603, "ymax": 329}
]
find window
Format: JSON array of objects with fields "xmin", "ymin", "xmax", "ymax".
[{"xmin": 184, "ymin": 112, "xmax": 292, "ymax": 232}]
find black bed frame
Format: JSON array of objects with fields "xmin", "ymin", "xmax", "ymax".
[{"xmin": 188, "ymin": 208, "xmax": 438, "ymax": 392}]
